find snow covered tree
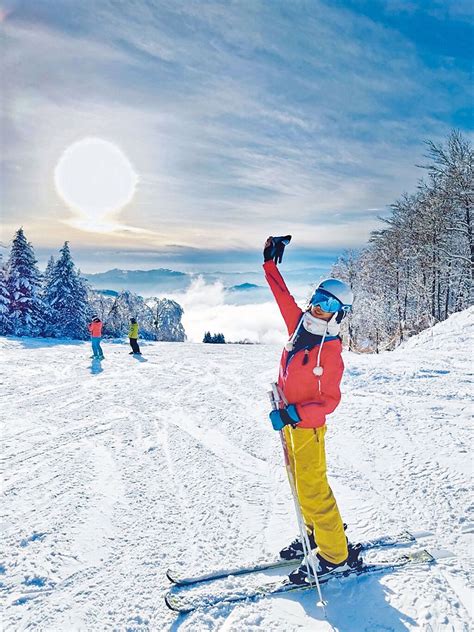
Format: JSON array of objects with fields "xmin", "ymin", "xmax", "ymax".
[
  {"xmin": 86, "ymin": 290, "xmax": 186, "ymax": 341},
  {"xmin": 359, "ymin": 245, "xmax": 400, "ymax": 351},
  {"xmin": 331, "ymin": 249, "xmax": 358, "ymax": 349},
  {"xmin": 87, "ymin": 290, "xmax": 114, "ymax": 324},
  {"xmin": 6, "ymin": 228, "xmax": 44, "ymax": 336},
  {"xmin": 44, "ymin": 242, "xmax": 90, "ymax": 339},
  {"xmin": 41, "ymin": 255, "xmax": 56, "ymax": 334},
  {"xmin": 422, "ymin": 131, "xmax": 473, "ymax": 306},
  {"xmin": 151, "ymin": 298, "xmax": 186, "ymax": 341},
  {"xmin": 102, "ymin": 290, "xmax": 155, "ymax": 339},
  {"xmin": 43, "ymin": 256, "xmax": 55, "ymax": 292},
  {"xmin": 0, "ymin": 256, "xmax": 10, "ymax": 335}
]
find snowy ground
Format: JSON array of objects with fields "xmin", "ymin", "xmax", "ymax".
[{"xmin": 1, "ymin": 309, "xmax": 473, "ymax": 631}]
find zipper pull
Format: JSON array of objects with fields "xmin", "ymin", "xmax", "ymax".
[{"xmin": 302, "ymin": 349, "xmax": 309, "ymax": 365}]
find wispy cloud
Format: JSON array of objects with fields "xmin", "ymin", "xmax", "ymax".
[{"xmin": 2, "ymin": 0, "xmax": 472, "ymax": 267}]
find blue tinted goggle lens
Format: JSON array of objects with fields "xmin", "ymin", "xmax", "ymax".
[{"xmin": 310, "ymin": 290, "xmax": 347, "ymax": 313}]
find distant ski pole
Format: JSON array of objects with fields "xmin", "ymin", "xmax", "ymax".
[{"xmin": 268, "ymin": 383, "xmax": 327, "ymax": 610}]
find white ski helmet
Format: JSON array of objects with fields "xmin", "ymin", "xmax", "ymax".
[{"xmin": 311, "ymin": 278, "xmax": 353, "ymax": 311}]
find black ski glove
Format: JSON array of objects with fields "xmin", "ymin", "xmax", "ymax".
[{"xmin": 263, "ymin": 235, "xmax": 292, "ymax": 264}]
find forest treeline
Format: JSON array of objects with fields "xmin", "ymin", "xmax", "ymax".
[
  {"xmin": 0, "ymin": 231, "xmax": 185, "ymax": 341},
  {"xmin": 332, "ymin": 130, "xmax": 473, "ymax": 352}
]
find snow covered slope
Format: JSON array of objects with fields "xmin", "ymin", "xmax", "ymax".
[{"xmin": 1, "ymin": 309, "xmax": 473, "ymax": 630}]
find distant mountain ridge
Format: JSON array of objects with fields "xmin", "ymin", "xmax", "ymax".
[
  {"xmin": 228, "ymin": 283, "xmax": 260, "ymax": 292},
  {"xmin": 93, "ymin": 267, "xmax": 185, "ymax": 277},
  {"xmin": 84, "ymin": 266, "xmax": 328, "ymax": 305},
  {"xmin": 85, "ymin": 268, "xmax": 191, "ymax": 293},
  {"xmin": 85, "ymin": 268, "xmax": 265, "ymax": 297}
]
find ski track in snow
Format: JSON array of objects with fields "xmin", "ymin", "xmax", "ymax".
[{"xmin": 1, "ymin": 308, "xmax": 473, "ymax": 631}]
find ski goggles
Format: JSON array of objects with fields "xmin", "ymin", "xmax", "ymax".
[{"xmin": 310, "ymin": 289, "xmax": 350, "ymax": 314}]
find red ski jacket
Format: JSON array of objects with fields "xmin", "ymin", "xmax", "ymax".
[
  {"xmin": 88, "ymin": 321, "xmax": 102, "ymax": 337},
  {"xmin": 264, "ymin": 260, "xmax": 344, "ymax": 428}
]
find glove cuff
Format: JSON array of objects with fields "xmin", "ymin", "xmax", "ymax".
[{"xmin": 263, "ymin": 246, "xmax": 273, "ymax": 262}]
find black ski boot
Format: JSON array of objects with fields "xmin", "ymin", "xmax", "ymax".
[
  {"xmin": 280, "ymin": 523, "xmax": 351, "ymax": 561},
  {"xmin": 279, "ymin": 532, "xmax": 316, "ymax": 560},
  {"xmin": 288, "ymin": 549, "xmax": 363, "ymax": 586},
  {"xmin": 347, "ymin": 541, "xmax": 363, "ymax": 565}
]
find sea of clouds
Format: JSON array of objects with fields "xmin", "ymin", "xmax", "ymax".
[{"xmin": 168, "ymin": 276, "xmax": 310, "ymax": 344}]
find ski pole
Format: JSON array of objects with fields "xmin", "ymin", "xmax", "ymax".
[
  {"xmin": 268, "ymin": 383, "xmax": 326, "ymax": 608},
  {"xmin": 270, "ymin": 384, "xmax": 323, "ymax": 599}
]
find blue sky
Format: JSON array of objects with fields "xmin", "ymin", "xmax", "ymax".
[{"xmin": 1, "ymin": 0, "xmax": 472, "ymax": 274}]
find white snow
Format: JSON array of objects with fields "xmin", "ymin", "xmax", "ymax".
[{"xmin": 1, "ymin": 308, "xmax": 473, "ymax": 631}]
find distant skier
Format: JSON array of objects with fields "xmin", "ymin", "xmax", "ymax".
[
  {"xmin": 263, "ymin": 235, "xmax": 357, "ymax": 584},
  {"xmin": 88, "ymin": 316, "xmax": 104, "ymax": 360},
  {"xmin": 128, "ymin": 317, "xmax": 141, "ymax": 355}
]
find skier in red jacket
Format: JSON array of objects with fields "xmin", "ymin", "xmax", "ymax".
[
  {"xmin": 263, "ymin": 236, "xmax": 356, "ymax": 584},
  {"xmin": 88, "ymin": 316, "xmax": 104, "ymax": 360}
]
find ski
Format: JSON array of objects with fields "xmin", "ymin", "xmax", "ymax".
[
  {"xmin": 165, "ymin": 549, "xmax": 435, "ymax": 613},
  {"xmin": 166, "ymin": 529, "xmax": 430, "ymax": 586}
]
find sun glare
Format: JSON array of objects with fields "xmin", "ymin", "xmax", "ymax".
[{"xmin": 54, "ymin": 138, "xmax": 138, "ymax": 229}]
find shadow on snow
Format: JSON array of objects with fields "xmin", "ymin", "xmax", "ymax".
[{"xmin": 90, "ymin": 358, "xmax": 104, "ymax": 375}]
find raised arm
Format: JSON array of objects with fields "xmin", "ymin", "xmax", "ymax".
[{"xmin": 263, "ymin": 259, "xmax": 302, "ymax": 335}]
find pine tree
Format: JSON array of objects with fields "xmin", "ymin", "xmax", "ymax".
[
  {"xmin": 6, "ymin": 228, "xmax": 44, "ymax": 336},
  {"xmin": 46, "ymin": 242, "xmax": 90, "ymax": 339},
  {"xmin": 0, "ymin": 256, "xmax": 10, "ymax": 335},
  {"xmin": 203, "ymin": 331, "xmax": 225, "ymax": 344},
  {"xmin": 41, "ymin": 255, "xmax": 56, "ymax": 335},
  {"xmin": 43, "ymin": 256, "xmax": 56, "ymax": 291}
]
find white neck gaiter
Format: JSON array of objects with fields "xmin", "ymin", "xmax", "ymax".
[
  {"xmin": 285, "ymin": 311, "xmax": 340, "ymax": 352},
  {"xmin": 302, "ymin": 311, "xmax": 340, "ymax": 337}
]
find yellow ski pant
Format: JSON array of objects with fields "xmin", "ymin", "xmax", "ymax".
[{"xmin": 284, "ymin": 425, "xmax": 348, "ymax": 565}]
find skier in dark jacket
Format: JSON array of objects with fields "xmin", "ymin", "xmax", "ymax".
[{"xmin": 128, "ymin": 318, "xmax": 141, "ymax": 355}]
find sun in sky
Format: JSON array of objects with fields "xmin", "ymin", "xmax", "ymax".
[{"xmin": 54, "ymin": 137, "xmax": 139, "ymax": 233}]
